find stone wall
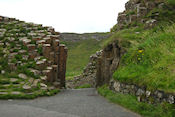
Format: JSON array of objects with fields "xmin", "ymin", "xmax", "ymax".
[
  {"xmin": 0, "ymin": 16, "xmax": 67, "ymax": 89},
  {"xmin": 110, "ymin": 80, "xmax": 175, "ymax": 104}
]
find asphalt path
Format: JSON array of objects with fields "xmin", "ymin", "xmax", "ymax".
[{"xmin": 0, "ymin": 88, "xmax": 140, "ymax": 117}]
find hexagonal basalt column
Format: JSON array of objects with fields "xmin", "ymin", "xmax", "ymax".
[
  {"xmin": 57, "ymin": 44, "xmax": 67, "ymax": 87},
  {"xmin": 42, "ymin": 44, "xmax": 51, "ymax": 59}
]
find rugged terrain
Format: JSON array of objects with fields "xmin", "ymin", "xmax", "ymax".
[{"xmin": 0, "ymin": 16, "xmax": 67, "ymax": 99}]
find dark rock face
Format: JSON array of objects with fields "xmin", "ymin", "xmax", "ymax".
[
  {"xmin": 96, "ymin": 42, "xmax": 124, "ymax": 87},
  {"xmin": 60, "ymin": 33, "xmax": 111, "ymax": 42},
  {"xmin": 67, "ymin": 41, "xmax": 124, "ymax": 88}
]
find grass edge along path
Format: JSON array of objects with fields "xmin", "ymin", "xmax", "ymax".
[{"xmin": 97, "ymin": 85, "xmax": 175, "ymax": 117}]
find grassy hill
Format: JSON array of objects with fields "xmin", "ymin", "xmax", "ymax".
[
  {"xmin": 112, "ymin": 24, "xmax": 175, "ymax": 93},
  {"xmin": 62, "ymin": 38, "xmax": 104, "ymax": 79}
]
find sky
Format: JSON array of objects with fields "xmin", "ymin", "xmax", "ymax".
[{"xmin": 0, "ymin": 0, "xmax": 128, "ymax": 33}]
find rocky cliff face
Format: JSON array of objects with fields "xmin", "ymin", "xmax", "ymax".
[
  {"xmin": 112, "ymin": 0, "xmax": 175, "ymax": 31},
  {"xmin": 68, "ymin": 41, "xmax": 124, "ymax": 88},
  {"xmin": 96, "ymin": 42, "xmax": 125, "ymax": 87}
]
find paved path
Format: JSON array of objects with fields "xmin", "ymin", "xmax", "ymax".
[{"xmin": 0, "ymin": 88, "xmax": 140, "ymax": 117}]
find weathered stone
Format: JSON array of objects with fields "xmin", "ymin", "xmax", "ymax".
[
  {"xmin": 36, "ymin": 40, "xmax": 46, "ymax": 45},
  {"xmin": 31, "ymin": 79, "xmax": 40, "ymax": 87},
  {"xmin": 19, "ymin": 50, "xmax": 27, "ymax": 54},
  {"xmin": 29, "ymin": 68, "xmax": 41, "ymax": 76},
  {"xmin": 136, "ymin": 88, "xmax": 145, "ymax": 96},
  {"xmin": 113, "ymin": 81, "xmax": 121, "ymax": 92},
  {"xmin": 32, "ymin": 37, "xmax": 41, "ymax": 41},
  {"xmin": 146, "ymin": 19, "xmax": 157, "ymax": 28},
  {"xmin": 157, "ymin": 91, "xmax": 164, "ymax": 99},
  {"xmin": 19, "ymin": 37, "xmax": 31, "ymax": 45},
  {"xmin": 40, "ymin": 83, "xmax": 47, "ymax": 88},
  {"xmin": 18, "ymin": 73, "xmax": 27, "ymax": 79},
  {"xmin": 43, "ymin": 37, "xmax": 51, "ymax": 44},
  {"xmin": 168, "ymin": 95, "xmax": 174, "ymax": 104},
  {"xmin": 36, "ymin": 60, "xmax": 46, "ymax": 70},
  {"xmin": 22, "ymin": 84, "xmax": 31, "ymax": 90},
  {"xmin": 1, "ymin": 70, "xmax": 5, "ymax": 74},
  {"xmin": 27, "ymin": 44, "xmax": 36, "ymax": 52},
  {"xmin": 10, "ymin": 78, "xmax": 18, "ymax": 82},
  {"xmin": 34, "ymin": 56, "xmax": 41, "ymax": 62},
  {"xmin": 11, "ymin": 91, "xmax": 21, "ymax": 95},
  {"xmin": 42, "ymin": 44, "xmax": 51, "ymax": 59},
  {"xmin": 0, "ymin": 92, "xmax": 8, "ymax": 95},
  {"xmin": 42, "ymin": 69, "xmax": 52, "ymax": 82},
  {"xmin": 146, "ymin": 91, "xmax": 151, "ymax": 97},
  {"xmin": 53, "ymin": 39, "xmax": 60, "ymax": 51},
  {"xmin": 40, "ymin": 76, "xmax": 47, "ymax": 81}
]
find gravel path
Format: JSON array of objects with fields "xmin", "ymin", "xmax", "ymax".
[{"xmin": 0, "ymin": 88, "xmax": 140, "ymax": 117}]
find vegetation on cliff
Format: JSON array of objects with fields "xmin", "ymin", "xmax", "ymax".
[
  {"xmin": 98, "ymin": 0, "xmax": 175, "ymax": 116},
  {"xmin": 113, "ymin": 23, "xmax": 175, "ymax": 93}
]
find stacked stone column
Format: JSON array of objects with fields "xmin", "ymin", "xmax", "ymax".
[{"xmin": 40, "ymin": 35, "xmax": 67, "ymax": 88}]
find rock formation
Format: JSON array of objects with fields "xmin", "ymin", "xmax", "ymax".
[
  {"xmin": 0, "ymin": 16, "xmax": 67, "ymax": 98},
  {"xmin": 112, "ymin": 0, "xmax": 175, "ymax": 31}
]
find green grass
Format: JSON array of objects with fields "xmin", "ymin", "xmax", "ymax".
[
  {"xmin": 112, "ymin": 23, "xmax": 175, "ymax": 93},
  {"xmin": 64, "ymin": 39, "xmax": 103, "ymax": 78},
  {"xmin": 98, "ymin": 85, "xmax": 175, "ymax": 117},
  {"xmin": 75, "ymin": 84, "xmax": 92, "ymax": 89}
]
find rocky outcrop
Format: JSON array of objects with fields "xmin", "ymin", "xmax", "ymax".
[
  {"xmin": 0, "ymin": 16, "xmax": 67, "ymax": 98},
  {"xmin": 60, "ymin": 33, "xmax": 110, "ymax": 42},
  {"xmin": 67, "ymin": 41, "xmax": 124, "ymax": 89},
  {"xmin": 114, "ymin": 0, "xmax": 174, "ymax": 30},
  {"xmin": 96, "ymin": 42, "xmax": 125, "ymax": 87}
]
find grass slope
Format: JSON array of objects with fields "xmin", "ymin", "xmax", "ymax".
[
  {"xmin": 106, "ymin": 23, "xmax": 175, "ymax": 93},
  {"xmin": 62, "ymin": 39, "xmax": 103, "ymax": 79}
]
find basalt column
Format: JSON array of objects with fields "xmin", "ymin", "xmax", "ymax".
[
  {"xmin": 96, "ymin": 42, "xmax": 121, "ymax": 87},
  {"xmin": 58, "ymin": 44, "xmax": 67, "ymax": 87}
]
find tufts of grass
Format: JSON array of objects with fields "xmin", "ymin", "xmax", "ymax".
[
  {"xmin": 113, "ymin": 23, "xmax": 175, "ymax": 93},
  {"xmin": 75, "ymin": 84, "xmax": 92, "ymax": 89},
  {"xmin": 98, "ymin": 85, "xmax": 175, "ymax": 117}
]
